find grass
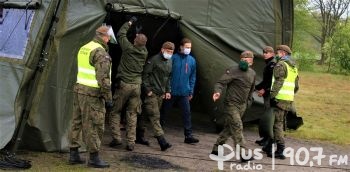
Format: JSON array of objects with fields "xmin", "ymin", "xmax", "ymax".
[{"xmin": 288, "ymin": 71, "xmax": 350, "ymax": 145}]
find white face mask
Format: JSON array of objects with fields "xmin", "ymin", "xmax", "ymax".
[
  {"xmin": 163, "ymin": 53, "xmax": 172, "ymax": 60},
  {"xmin": 183, "ymin": 48, "xmax": 191, "ymax": 55}
]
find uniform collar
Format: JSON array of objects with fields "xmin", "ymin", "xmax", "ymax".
[{"xmin": 93, "ymin": 36, "xmax": 109, "ymax": 51}]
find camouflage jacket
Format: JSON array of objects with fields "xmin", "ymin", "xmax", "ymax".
[
  {"xmin": 116, "ymin": 22, "xmax": 148, "ymax": 84},
  {"xmin": 74, "ymin": 37, "xmax": 112, "ymax": 102},
  {"xmin": 214, "ymin": 66, "xmax": 256, "ymax": 105},
  {"xmin": 142, "ymin": 53, "xmax": 172, "ymax": 96}
]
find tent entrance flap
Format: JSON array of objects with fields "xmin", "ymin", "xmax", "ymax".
[{"xmin": 106, "ymin": 11, "xmax": 182, "ymax": 91}]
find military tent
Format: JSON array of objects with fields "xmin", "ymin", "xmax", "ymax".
[{"xmin": 0, "ymin": 0, "xmax": 293, "ymax": 151}]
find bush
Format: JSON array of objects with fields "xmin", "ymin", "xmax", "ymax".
[{"xmin": 293, "ymin": 52, "xmax": 317, "ymax": 71}]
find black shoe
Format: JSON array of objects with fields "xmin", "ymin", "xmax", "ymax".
[
  {"xmin": 109, "ymin": 139, "xmax": 122, "ymax": 147},
  {"xmin": 262, "ymin": 139, "xmax": 274, "ymax": 155},
  {"xmin": 210, "ymin": 144, "xmax": 221, "ymax": 155},
  {"xmin": 210, "ymin": 150, "xmax": 218, "ymax": 156},
  {"xmin": 135, "ymin": 138, "xmax": 150, "ymax": 146},
  {"xmin": 126, "ymin": 144, "xmax": 134, "ymax": 151},
  {"xmin": 88, "ymin": 152, "xmax": 109, "ymax": 168},
  {"xmin": 241, "ymin": 156, "xmax": 254, "ymax": 163},
  {"xmin": 136, "ymin": 128, "xmax": 150, "ymax": 146},
  {"xmin": 68, "ymin": 148, "xmax": 85, "ymax": 165},
  {"xmin": 267, "ymin": 151, "xmax": 286, "ymax": 159},
  {"xmin": 267, "ymin": 144, "xmax": 286, "ymax": 160},
  {"xmin": 274, "ymin": 153, "xmax": 286, "ymax": 159},
  {"xmin": 255, "ymin": 137, "xmax": 268, "ymax": 146},
  {"xmin": 184, "ymin": 136, "xmax": 199, "ymax": 144},
  {"xmin": 275, "ymin": 143, "xmax": 286, "ymax": 159},
  {"xmin": 156, "ymin": 135, "xmax": 172, "ymax": 151}
]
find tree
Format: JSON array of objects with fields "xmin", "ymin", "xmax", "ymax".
[
  {"xmin": 294, "ymin": 0, "xmax": 320, "ymax": 55},
  {"xmin": 324, "ymin": 22, "xmax": 350, "ymax": 73},
  {"xmin": 309, "ymin": 0, "xmax": 350, "ymax": 65}
]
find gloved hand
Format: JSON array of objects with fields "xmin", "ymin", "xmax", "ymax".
[
  {"xmin": 106, "ymin": 101, "xmax": 114, "ymax": 109},
  {"xmin": 129, "ymin": 16, "xmax": 138, "ymax": 25},
  {"xmin": 270, "ymin": 97, "xmax": 278, "ymax": 107}
]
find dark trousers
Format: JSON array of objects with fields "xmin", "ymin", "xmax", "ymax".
[{"xmin": 160, "ymin": 95, "xmax": 192, "ymax": 137}]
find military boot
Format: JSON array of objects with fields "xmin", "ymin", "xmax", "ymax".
[
  {"xmin": 109, "ymin": 138, "xmax": 122, "ymax": 147},
  {"xmin": 240, "ymin": 149, "xmax": 254, "ymax": 163},
  {"xmin": 68, "ymin": 147, "xmax": 85, "ymax": 164},
  {"xmin": 156, "ymin": 135, "xmax": 172, "ymax": 151},
  {"xmin": 135, "ymin": 128, "xmax": 150, "ymax": 146},
  {"xmin": 275, "ymin": 143, "xmax": 286, "ymax": 159},
  {"xmin": 263, "ymin": 139, "xmax": 274, "ymax": 156},
  {"xmin": 210, "ymin": 144, "xmax": 219, "ymax": 155},
  {"xmin": 255, "ymin": 137, "xmax": 268, "ymax": 146},
  {"xmin": 126, "ymin": 144, "xmax": 134, "ymax": 151},
  {"xmin": 88, "ymin": 152, "xmax": 110, "ymax": 168}
]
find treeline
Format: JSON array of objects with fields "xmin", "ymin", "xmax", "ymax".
[{"xmin": 293, "ymin": 0, "xmax": 350, "ymax": 75}]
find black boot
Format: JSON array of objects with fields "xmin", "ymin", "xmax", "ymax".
[
  {"xmin": 157, "ymin": 135, "xmax": 172, "ymax": 151},
  {"xmin": 255, "ymin": 137, "xmax": 268, "ymax": 146},
  {"xmin": 68, "ymin": 147, "xmax": 85, "ymax": 164},
  {"xmin": 240, "ymin": 154, "xmax": 254, "ymax": 163},
  {"xmin": 135, "ymin": 128, "xmax": 150, "ymax": 146},
  {"xmin": 275, "ymin": 144, "xmax": 286, "ymax": 159},
  {"xmin": 263, "ymin": 139, "xmax": 274, "ymax": 156},
  {"xmin": 109, "ymin": 138, "xmax": 122, "ymax": 147},
  {"xmin": 88, "ymin": 152, "xmax": 110, "ymax": 168},
  {"xmin": 240, "ymin": 149, "xmax": 254, "ymax": 163},
  {"xmin": 184, "ymin": 136, "xmax": 199, "ymax": 144},
  {"xmin": 210, "ymin": 144, "xmax": 220, "ymax": 155}
]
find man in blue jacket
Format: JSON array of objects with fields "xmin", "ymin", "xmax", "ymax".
[{"xmin": 160, "ymin": 38, "xmax": 199, "ymax": 144}]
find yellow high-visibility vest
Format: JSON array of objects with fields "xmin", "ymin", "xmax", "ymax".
[
  {"xmin": 272, "ymin": 61, "xmax": 298, "ymax": 101},
  {"xmin": 76, "ymin": 41, "xmax": 103, "ymax": 88}
]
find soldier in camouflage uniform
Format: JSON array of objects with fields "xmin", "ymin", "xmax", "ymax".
[
  {"xmin": 211, "ymin": 51, "xmax": 256, "ymax": 162},
  {"xmin": 266, "ymin": 45, "xmax": 299, "ymax": 159},
  {"xmin": 109, "ymin": 18, "xmax": 148, "ymax": 151},
  {"xmin": 136, "ymin": 41, "xmax": 174, "ymax": 151},
  {"xmin": 68, "ymin": 25, "xmax": 115, "ymax": 168}
]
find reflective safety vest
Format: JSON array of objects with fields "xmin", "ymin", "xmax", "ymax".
[
  {"xmin": 272, "ymin": 61, "xmax": 298, "ymax": 101},
  {"xmin": 76, "ymin": 41, "xmax": 103, "ymax": 88}
]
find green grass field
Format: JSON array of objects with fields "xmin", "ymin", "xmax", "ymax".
[{"xmin": 288, "ymin": 71, "xmax": 350, "ymax": 145}]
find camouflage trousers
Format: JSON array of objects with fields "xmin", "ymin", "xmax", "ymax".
[
  {"xmin": 110, "ymin": 81, "xmax": 141, "ymax": 145},
  {"xmin": 215, "ymin": 103, "xmax": 247, "ymax": 150},
  {"xmin": 273, "ymin": 107, "xmax": 286, "ymax": 144},
  {"xmin": 273, "ymin": 100, "xmax": 293, "ymax": 144},
  {"xmin": 138, "ymin": 94, "xmax": 165, "ymax": 137},
  {"xmin": 69, "ymin": 92, "xmax": 106, "ymax": 153}
]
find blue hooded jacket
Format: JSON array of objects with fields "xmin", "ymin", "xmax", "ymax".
[{"xmin": 171, "ymin": 53, "xmax": 196, "ymax": 96}]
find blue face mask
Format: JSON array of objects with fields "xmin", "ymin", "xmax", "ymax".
[
  {"xmin": 183, "ymin": 48, "xmax": 191, "ymax": 55},
  {"xmin": 163, "ymin": 53, "xmax": 172, "ymax": 60}
]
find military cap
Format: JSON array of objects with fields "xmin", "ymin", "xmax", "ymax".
[
  {"xmin": 96, "ymin": 26, "xmax": 110, "ymax": 35},
  {"xmin": 276, "ymin": 45, "xmax": 292, "ymax": 54},
  {"xmin": 240, "ymin": 50, "xmax": 254, "ymax": 58},
  {"xmin": 162, "ymin": 41, "xmax": 175, "ymax": 50},
  {"xmin": 263, "ymin": 46, "xmax": 274, "ymax": 53}
]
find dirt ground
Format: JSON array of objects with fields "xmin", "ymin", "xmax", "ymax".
[{"xmin": 12, "ymin": 115, "xmax": 350, "ymax": 172}]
